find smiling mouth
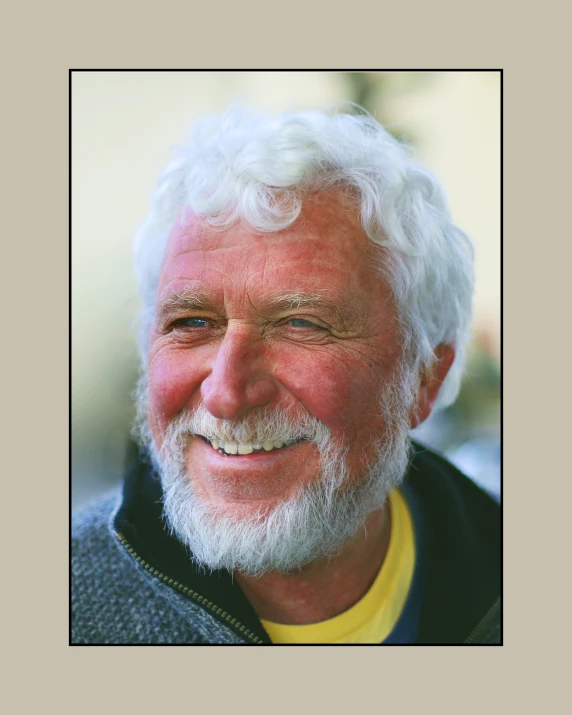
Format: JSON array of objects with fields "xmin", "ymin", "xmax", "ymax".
[{"xmin": 198, "ymin": 435, "xmax": 303, "ymax": 456}]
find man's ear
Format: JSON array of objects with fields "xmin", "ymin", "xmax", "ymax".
[{"xmin": 409, "ymin": 344, "xmax": 456, "ymax": 429}]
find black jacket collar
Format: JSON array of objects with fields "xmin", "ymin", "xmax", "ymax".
[{"xmin": 114, "ymin": 442, "xmax": 500, "ymax": 644}]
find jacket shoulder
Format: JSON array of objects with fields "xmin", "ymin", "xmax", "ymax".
[
  {"xmin": 71, "ymin": 490, "xmax": 130, "ymax": 643},
  {"xmin": 72, "ymin": 490, "xmax": 120, "ymax": 541},
  {"xmin": 406, "ymin": 442, "xmax": 501, "ymax": 643},
  {"xmin": 408, "ymin": 442, "xmax": 500, "ymax": 521},
  {"xmin": 71, "ymin": 490, "xmax": 210, "ymax": 644},
  {"xmin": 463, "ymin": 598, "xmax": 501, "ymax": 644}
]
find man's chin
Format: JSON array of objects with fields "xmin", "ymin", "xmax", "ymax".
[
  {"xmin": 183, "ymin": 434, "xmax": 323, "ymax": 510},
  {"xmin": 184, "ymin": 484, "xmax": 288, "ymax": 523}
]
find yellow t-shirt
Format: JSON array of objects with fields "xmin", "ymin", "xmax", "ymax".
[{"xmin": 261, "ymin": 489, "xmax": 415, "ymax": 644}]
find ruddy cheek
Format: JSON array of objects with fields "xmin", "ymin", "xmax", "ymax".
[
  {"xmin": 148, "ymin": 357, "xmax": 199, "ymax": 430},
  {"xmin": 279, "ymin": 356, "xmax": 360, "ymax": 432}
]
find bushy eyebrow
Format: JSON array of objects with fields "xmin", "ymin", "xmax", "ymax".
[
  {"xmin": 156, "ymin": 288, "xmax": 212, "ymax": 322},
  {"xmin": 268, "ymin": 292, "xmax": 334, "ymax": 309},
  {"xmin": 267, "ymin": 292, "xmax": 359, "ymax": 326}
]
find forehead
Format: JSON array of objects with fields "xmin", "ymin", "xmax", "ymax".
[{"xmin": 158, "ymin": 193, "xmax": 388, "ymax": 307}]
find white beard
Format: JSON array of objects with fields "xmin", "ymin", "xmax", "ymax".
[{"xmin": 134, "ymin": 367, "xmax": 416, "ymax": 576}]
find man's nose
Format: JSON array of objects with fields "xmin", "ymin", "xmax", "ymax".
[{"xmin": 200, "ymin": 325, "xmax": 278, "ymax": 420}]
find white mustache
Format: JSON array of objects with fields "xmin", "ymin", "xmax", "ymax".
[{"xmin": 165, "ymin": 403, "xmax": 331, "ymax": 450}]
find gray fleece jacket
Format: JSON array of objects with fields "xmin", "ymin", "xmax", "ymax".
[{"xmin": 72, "ymin": 491, "xmax": 255, "ymax": 644}]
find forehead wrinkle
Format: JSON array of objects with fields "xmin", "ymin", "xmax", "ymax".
[
  {"xmin": 165, "ymin": 212, "xmax": 230, "ymax": 261},
  {"xmin": 169, "ymin": 200, "xmax": 365, "ymax": 260},
  {"xmin": 169, "ymin": 212, "xmax": 281, "ymax": 259}
]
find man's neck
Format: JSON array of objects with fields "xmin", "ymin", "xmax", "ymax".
[{"xmin": 234, "ymin": 502, "xmax": 391, "ymax": 625}]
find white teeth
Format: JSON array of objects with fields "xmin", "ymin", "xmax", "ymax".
[{"xmin": 210, "ymin": 438, "xmax": 295, "ymax": 454}]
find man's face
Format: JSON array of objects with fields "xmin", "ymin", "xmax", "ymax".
[{"xmin": 147, "ymin": 193, "xmax": 406, "ymax": 521}]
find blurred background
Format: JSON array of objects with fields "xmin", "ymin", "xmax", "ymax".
[{"xmin": 72, "ymin": 71, "xmax": 501, "ymax": 509}]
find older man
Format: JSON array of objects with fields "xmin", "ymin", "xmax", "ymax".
[{"xmin": 72, "ymin": 106, "xmax": 500, "ymax": 644}]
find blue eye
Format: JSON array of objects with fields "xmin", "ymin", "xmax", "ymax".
[
  {"xmin": 289, "ymin": 319, "xmax": 316, "ymax": 328},
  {"xmin": 180, "ymin": 318, "xmax": 209, "ymax": 328}
]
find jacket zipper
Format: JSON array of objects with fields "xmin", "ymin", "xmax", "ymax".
[{"xmin": 115, "ymin": 532, "xmax": 265, "ymax": 644}]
